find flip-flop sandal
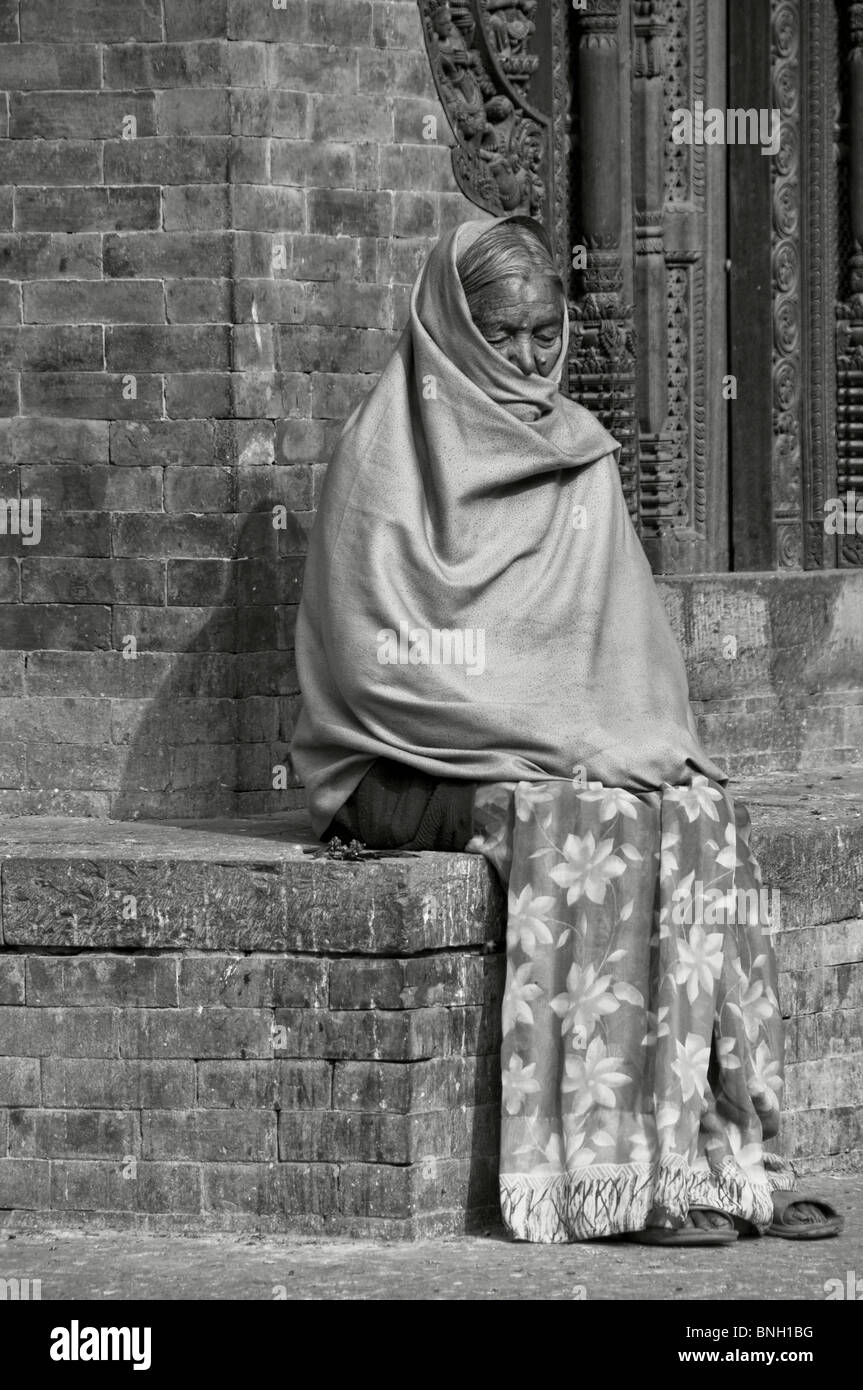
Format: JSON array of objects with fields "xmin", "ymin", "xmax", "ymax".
[
  {"xmin": 766, "ymin": 1191, "xmax": 844, "ymax": 1240},
  {"xmin": 628, "ymin": 1208, "xmax": 738, "ymax": 1247}
]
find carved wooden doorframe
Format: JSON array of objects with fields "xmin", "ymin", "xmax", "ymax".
[{"xmin": 417, "ymin": 0, "xmax": 850, "ymax": 575}]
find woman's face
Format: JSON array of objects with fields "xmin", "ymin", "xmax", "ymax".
[{"xmin": 470, "ymin": 272, "xmax": 564, "ymax": 378}]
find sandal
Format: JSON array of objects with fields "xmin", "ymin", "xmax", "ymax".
[
  {"xmin": 765, "ymin": 1191, "xmax": 844, "ymax": 1240},
  {"xmin": 628, "ymin": 1208, "xmax": 738, "ymax": 1247}
]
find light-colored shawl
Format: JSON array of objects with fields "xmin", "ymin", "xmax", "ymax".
[{"xmin": 291, "ymin": 217, "xmax": 725, "ymax": 837}]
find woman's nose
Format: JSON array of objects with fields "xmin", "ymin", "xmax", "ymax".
[{"xmin": 508, "ymin": 338, "xmax": 536, "ymax": 375}]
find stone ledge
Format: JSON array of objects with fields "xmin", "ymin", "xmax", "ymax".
[
  {"xmin": 0, "ymin": 766, "xmax": 861, "ymax": 1235},
  {"xmin": 0, "ymin": 767, "xmax": 861, "ymax": 952}
]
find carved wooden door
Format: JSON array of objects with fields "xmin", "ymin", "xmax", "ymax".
[{"xmin": 418, "ymin": 0, "xmax": 853, "ymax": 576}]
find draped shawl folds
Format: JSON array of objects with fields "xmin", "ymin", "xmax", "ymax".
[{"xmin": 291, "ymin": 217, "xmax": 726, "ymax": 838}]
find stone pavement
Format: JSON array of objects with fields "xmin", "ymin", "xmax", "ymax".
[{"xmin": 1, "ymin": 1173, "xmax": 860, "ymax": 1301}]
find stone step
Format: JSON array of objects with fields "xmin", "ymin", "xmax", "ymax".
[{"xmin": 0, "ymin": 766, "xmax": 861, "ymax": 1236}]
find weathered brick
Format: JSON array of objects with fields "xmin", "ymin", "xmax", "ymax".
[
  {"xmin": 104, "ymin": 41, "xmax": 230, "ymax": 89},
  {"xmin": 170, "ymin": 745, "xmax": 236, "ymax": 790},
  {"xmin": 165, "ymin": 0, "xmax": 228, "ymax": 39},
  {"xmin": 0, "ymin": 1158, "xmax": 50, "ymax": 1208},
  {"xmin": 106, "ymin": 325, "xmax": 231, "ymax": 373},
  {"xmin": 231, "ymin": 185, "xmax": 304, "ymax": 232},
  {"xmin": 339, "ymin": 1157, "xmax": 497, "ymax": 1218},
  {"xmin": 333, "ymin": 1056, "xmax": 500, "ymax": 1114},
  {"xmin": 0, "ymin": 1008, "xmax": 118, "ymax": 1057},
  {"xmin": 20, "ymin": 0, "xmax": 163, "ymax": 41},
  {"xmin": 0, "ymin": 44, "xmax": 101, "ymax": 90},
  {"xmin": 278, "ymin": 1108, "xmax": 453, "ymax": 1165},
  {"xmin": 0, "ymin": 1057, "xmax": 40, "ymax": 1106},
  {"xmin": 9, "ymin": 93, "xmax": 156, "ymax": 140},
  {"xmin": 112, "ymin": 513, "xmax": 236, "ymax": 559},
  {"xmin": 164, "ymin": 468, "xmax": 234, "ymax": 516},
  {"xmin": 21, "ymin": 373, "xmax": 164, "ymax": 420},
  {"xmin": 0, "ymin": 733, "xmax": 25, "ymax": 778},
  {"xmin": 165, "ymin": 277, "xmax": 232, "ymax": 322},
  {"xmin": 308, "ymin": 187, "xmax": 393, "ymax": 236},
  {"xmin": 165, "ymin": 373, "xmax": 233, "ymax": 418},
  {"xmin": 0, "ymin": 605, "xmax": 111, "ymax": 650},
  {"xmin": 305, "ymin": 279, "xmax": 391, "ymax": 329},
  {"xmin": 25, "ymin": 744, "xmax": 131, "ymax": 793},
  {"xmin": 0, "ymin": 325, "xmax": 102, "ymax": 372},
  {"xmin": 27, "ymin": 956, "xmax": 178, "ymax": 1008},
  {"xmin": 24, "ymin": 280, "xmax": 164, "ymax": 324},
  {"xmin": 179, "ymin": 954, "xmax": 328, "ymax": 1009},
  {"xmin": 0, "ymin": 957, "xmax": 25, "ymax": 1005},
  {"xmin": 329, "ymin": 954, "xmax": 501, "ymax": 1011},
  {"xmin": 266, "ymin": 43, "xmax": 359, "ymax": 94},
  {"xmin": 0, "ymin": 140, "xmax": 103, "ymax": 186},
  {"xmin": 19, "ymin": 463, "xmax": 162, "ymax": 513},
  {"xmin": 110, "ymin": 419, "xmax": 213, "ymax": 467},
  {"xmin": 104, "ymin": 231, "xmax": 232, "ymax": 278},
  {"xmin": 306, "ymin": 0, "xmax": 373, "ymax": 46},
  {"xmin": 15, "ymin": 186, "xmax": 161, "ymax": 234},
  {"xmin": 50, "ymin": 1158, "xmax": 203, "ymax": 1213},
  {"xmin": 195, "ymin": 1060, "xmax": 329, "ymax": 1112},
  {"xmin": 202, "ymin": 1160, "xmax": 338, "ymax": 1216},
  {"xmin": 104, "ymin": 137, "xmax": 230, "ymax": 185},
  {"xmin": 110, "ymin": 696, "xmax": 235, "ymax": 745},
  {"xmin": 143, "ymin": 1108, "xmax": 276, "ymax": 1161},
  {"xmin": 41, "ymin": 1058, "xmax": 191, "ymax": 1112},
  {"xmin": 163, "ymin": 184, "xmax": 231, "ymax": 231},
  {"xmin": 8, "ymin": 1107, "xmax": 139, "ymax": 1158},
  {"xmin": 119, "ymin": 1008, "xmax": 272, "ymax": 1060},
  {"xmin": 230, "ymin": 89, "xmax": 307, "ymax": 139},
  {"xmin": 785, "ymin": 1054, "xmax": 863, "ymax": 1110},
  {"xmin": 0, "ymin": 0, "xmax": 17, "ymax": 39},
  {"xmin": 112, "ymin": 605, "xmax": 235, "ymax": 652},
  {"xmin": 0, "ymin": 232, "xmax": 101, "ymax": 279},
  {"xmin": 156, "ymin": 88, "xmax": 231, "ymax": 135},
  {"xmin": 0, "ymin": 282, "xmax": 21, "ymax": 325},
  {"xmin": 274, "ymin": 1006, "xmax": 498, "ymax": 1062}
]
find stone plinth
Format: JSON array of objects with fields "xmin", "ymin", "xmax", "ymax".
[{"xmin": 0, "ymin": 768, "xmax": 862, "ymax": 1236}]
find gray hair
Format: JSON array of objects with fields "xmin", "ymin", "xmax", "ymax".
[{"xmin": 456, "ymin": 216, "xmax": 564, "ymax": 324}]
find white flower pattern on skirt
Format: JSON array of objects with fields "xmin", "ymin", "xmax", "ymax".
[{"xmin": 470, "ymin": 776, "xmax": 796, "ymax": 1243}]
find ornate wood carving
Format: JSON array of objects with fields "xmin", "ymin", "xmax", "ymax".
[
  {"xmin": 802, "ymin": 0, "xmax": 838, "ymax": 568},
  {"xmin": 836, "ymin": 0, "xmax": 863, "ymax": 566},
  {"xmin": 417, "ymin": 0, "xmax": 551, "ymax": 220},
  {"xmin": 569, "ymin": 0, "xmax": 640, "ymax": 517},
  {"xmin": 771, "ymin": 0, "xmax": 804, "ymax": 569},
  {"xmin": 633, "ymin": 1, "xmax": 676, "ymax": 555}
]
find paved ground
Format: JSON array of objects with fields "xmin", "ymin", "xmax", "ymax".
[{"xmin": 1, "ymin": 1172, "xmax": 859, "ymax": 1301}]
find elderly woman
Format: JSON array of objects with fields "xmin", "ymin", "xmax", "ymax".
[{"xmin": 291, "ymin": 216, "xmax": 842, "ymax": 1246}]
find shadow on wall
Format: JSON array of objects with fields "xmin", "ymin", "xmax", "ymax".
[{"xmin": 114, "ymin": 506, "xmax": 306, "ymax": 821}]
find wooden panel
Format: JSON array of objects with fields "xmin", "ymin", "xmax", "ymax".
[{"xmin": 728, "ymin": 0, "xmax": 775, "ymax": 569}]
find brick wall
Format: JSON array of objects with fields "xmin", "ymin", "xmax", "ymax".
[
  {"xmin": 0, "ymin": 0, "xmax": 477, "ymax": 818},
  {"xmin": 0, "ymin": 804, "xmax": 861, "ymax": 1234}
]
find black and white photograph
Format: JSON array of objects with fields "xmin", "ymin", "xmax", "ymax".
[{"xmin": 0, "ymin": 0, "xmax": 861, "ymax": 1342}]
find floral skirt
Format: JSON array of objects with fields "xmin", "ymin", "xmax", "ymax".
[{"xmin": 467, "ymin": 776, "xmax": 796, "ymax": 1244}]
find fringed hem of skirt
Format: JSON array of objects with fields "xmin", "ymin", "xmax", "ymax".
[{"xmin": 500, "ymin": 1156, "xmax": 777, "ymax": 1243}]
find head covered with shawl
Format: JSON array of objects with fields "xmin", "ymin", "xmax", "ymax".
[{"xmin": 291, "ymin": 216, "xmax": 724, "ymax": 836}]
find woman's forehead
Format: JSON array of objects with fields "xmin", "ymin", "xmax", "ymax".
[{"xmin": 472, "ymin": 275, "xmax": 563, "ymax": 317}]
